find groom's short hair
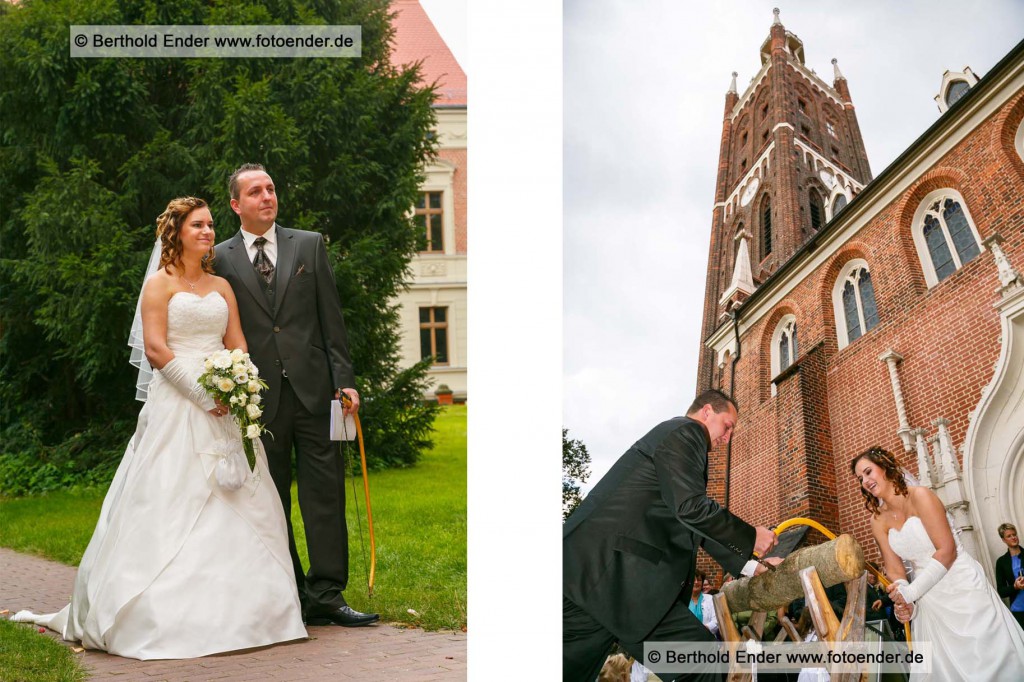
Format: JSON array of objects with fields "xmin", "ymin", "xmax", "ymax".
[
  {"xmin": 686, "ymin": 389, "xmax": 737, "ymax": 416},
  {"xmin": 229, "ymin": 163, "xmax": 267, "ymax": 200}
]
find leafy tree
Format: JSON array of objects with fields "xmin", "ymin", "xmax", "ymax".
[
  {"xmin": 0, "ymin": 0, "xmax": 439, "ymax": 486},
  {"xmin": 563, "ymin": 428, "xmax": 591, "ymax": 520}
]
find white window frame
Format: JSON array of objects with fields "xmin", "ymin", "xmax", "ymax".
[
  {"xmin": 1015, "ymin": 115, "xmax": 1024, "ymax": 164},
  {"xmin": 832, "ymin": 259, "xmax": 877, "ymax": 349},
  {"xmin": 417, "ymin": 159, "xmax": 457, "ymax": 256},
  {"xmin": 770, "ymin": 314, "xmax": 798, "ymax": 396},
  {"xmin": 910, "ymin": 188, "xmax": 985, "ymax": 288}
]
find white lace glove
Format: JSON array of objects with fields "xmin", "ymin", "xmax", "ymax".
[
  {"xmin": 159, "ymin": 358, "xmax": 215, "ymax": 411},
  {"xmin": 896, "ymin": 558, "xmax": 948, "ymax": 604},
  {"xmin": 890, "ymin": 579, "xmax": 919, "ymax": 622}
]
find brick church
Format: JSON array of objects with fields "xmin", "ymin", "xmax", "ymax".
[{"xmin": 696, "ymin": 9, "xmax": 1024, "ymax": 580}]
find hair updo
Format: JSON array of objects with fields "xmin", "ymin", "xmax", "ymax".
[
  {"xmin": 155, "ymin": 196, "xmax": 214, "ymax": 275},
  {"xmin": 850, "ymin": 446, "xmax": 909, "ymax": 516}
]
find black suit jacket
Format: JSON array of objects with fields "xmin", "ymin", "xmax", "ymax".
[
  {"xmin": 563, "ymin": 417, "xmax": 756, "ymax": 643},
  {"xmin": 214, "ymin": 226, "xmax": 355, "ymax": 424},
  {"xmin": 996, "ymin": 550, "xmax": 1022, "ymax": 605}
]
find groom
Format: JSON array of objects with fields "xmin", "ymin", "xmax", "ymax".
[{"xmin": 214, "ymin": 163, "xmax": 379, "ymax": 627}]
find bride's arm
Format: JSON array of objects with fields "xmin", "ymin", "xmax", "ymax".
[
  {"xmin": 217, "ymin": 279, "xmax": 248, "ymax": 353},
  {"xmin": 910, "ymin": 486, "xmax": 957, "ymax": 570},
  {"xmin": 141, "ymin": 274, "xmax": 174, "ymax": 369}
]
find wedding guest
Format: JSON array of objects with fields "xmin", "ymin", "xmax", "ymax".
[{"xmin": 996, "ymin": 522, "xmax": 1024, "ymax": 630}]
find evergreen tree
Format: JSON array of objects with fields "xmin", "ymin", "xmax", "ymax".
[{"xmin": 0, "ymin": 0, "xmax": 439, "ymax": 486}]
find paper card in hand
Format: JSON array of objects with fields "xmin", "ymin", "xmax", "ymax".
[
  {"xmin": 765, "ymin": 526, "xmax": 810, "ymax": 560},
  {"xmin": 330, "ymin": 400, "xmax": 357, "ymax": 441}
]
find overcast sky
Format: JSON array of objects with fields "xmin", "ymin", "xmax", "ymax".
[
  {"xmin": 419, "ymin": 0, "xmax": 466, "ymax": 72},
  {"xmin": 563, "ymin": 1, "xmax": 1024, "ymax": 491}
]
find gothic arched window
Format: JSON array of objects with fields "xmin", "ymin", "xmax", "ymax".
[
  {"xmin": 945, "ymin": 80, "xmax": 970, "ymax": 107},
  {"xmin": 770, "ymin": 315, "xmax": 798, "ymax": 395},
  {"xmin": 832, "ymin": 193, "xmax": 848, "ymax": 214},
  {"xmin": 832, "ymin": 259, "xmax": 879, "ymax": 348},
  {"xmin": 761, "ymin": 195, "xmax": 772, "ymax": 257},
  {"xmin": 809, "ymin": 189, "xmax": 824, "ymax": 231},
  {"xmin": 911, "ymin": 190, "xmax": 983, "ymax": 288}
]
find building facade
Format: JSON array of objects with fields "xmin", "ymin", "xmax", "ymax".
[
  {"xmin": 391, "ymin": 0, "xmax": 468, "ymax": 401},
  {"xmin": 697, "ymin": 10, "xmax": 1024, "ymax": 579}
]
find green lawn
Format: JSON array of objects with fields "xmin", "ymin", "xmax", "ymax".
[
  {"xmin": 0, "ymin": 619, "xmax": 85, "ymax": 682},
  {"xmin": 0, "ymin": 405, "xmax": 467, "ymax": 631}
]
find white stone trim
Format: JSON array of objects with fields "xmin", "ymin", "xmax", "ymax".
[
  {"xmin": 910, "ymin": 188, "xmax": 985, "ymax": 289},
  {"xmin": 831, "ymin": 258, "xmax": 874, "ymax": 349},
  {"xmin": 1015, "ymin": 114, "xmax": 1024, "ymax": 163},
  {"xmin": 934, "ymin": 67, "xmax": 980, "ymax": 114},
  {"xmin": 963, "ymin": 283, "xmax": 1024, "ymax": 580},
  {"xmin": 730, "ymin": 61, "xmax": 772, "ymax": 121},
  {"xmin": 721, "ymin": 142, "xmax": 776, "ymax": 215},
  {"xmin": 705, "ymin": 56, "xmax": 1024, "ymax": 357},
  {"xmin": 793, "ymin": 138, "xmax": 865, "ymax": 194},
  {"xmin": 769, "ymin": 314, "xmax": 798, "ymax": 396},
  {"xmin": 825, "ymin": 185, "xmax": 851, "ymax": 221}
]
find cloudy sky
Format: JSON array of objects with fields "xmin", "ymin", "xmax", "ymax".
[
  {"xmin": 419, "ymin": 0, "xmax": 466, "ymax": 72},
  {"xmin": 563, "ymin": 1, "xmax": 1024, "ymax": 490}
]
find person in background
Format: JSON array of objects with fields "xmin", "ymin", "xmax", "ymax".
[{"xmin": 996, "ymin": 522, "xmax": 1024, "ymax": 630}]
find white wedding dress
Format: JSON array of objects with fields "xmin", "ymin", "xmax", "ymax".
[
  {"xmin": 15, "ymin": 292, "xmax": 307, "ymax": 659},
  {"xmin": 888, "ymin": 514, "xmax": 1024, "ymax": 679}
]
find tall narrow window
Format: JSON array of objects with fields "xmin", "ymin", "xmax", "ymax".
[
  {"xmin": 833, "ymin": 193, "xmax": 848, "ymax": 214},
  {"xmin": 770, "ymin": 315, "xmax": 799, "ymax": 395},
  {"xmin": 826, "ymin": 120, "xmax": 837, "ymax": 138},
  {"xmin": 834, "ymin": 262, "xmax": 880, "ymax": 347},
  {"xmin": 809, "ymin": 190, "xmax": 823, "ymax": 230},
  {"xmin": 419, "ymin": 307, "xmax": 449, "ymax": 365},
  {"xmin": 913, "ymin": 193, "xmax": 983, "ymax": 287},
  {"xmin": 761, "ymin": 196, "xmax": 772, "ymax": 257},
  {"xmin": 414, "ymin": 191, "xmax": 444, "ymax": 252}
]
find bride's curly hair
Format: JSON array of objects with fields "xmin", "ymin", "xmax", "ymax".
[
  {"xmin": 850, "ymin": 446, "xmax": 909, "ymax": 516},
  {"xmin": 155, "ymin": 196, "xmax": 215, "ymax": 275}
]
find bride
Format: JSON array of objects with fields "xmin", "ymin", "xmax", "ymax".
[
  {"xmin": 851, "ymin": 446, "xmax": 1024, "ymax": 679},
  {"xmin": 13, "ymin": 197, "xmax": 307, "ymax": 659}
]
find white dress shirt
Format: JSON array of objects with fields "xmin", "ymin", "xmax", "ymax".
[{"xmin": 239, "ymin": 223, "xmax": 279, "ymax": 267}]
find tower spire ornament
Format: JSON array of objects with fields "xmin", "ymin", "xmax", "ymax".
[
  {"xmin": 772, "ymin": 8, "xmax": 782, "ymax": 26},
  {"xmin": 728, "ymin": 71, "xmax": 738, "ymax": 94},
  {"xmin": 832, "ymin": 57, "xmax": 845, "ymax": 81}
]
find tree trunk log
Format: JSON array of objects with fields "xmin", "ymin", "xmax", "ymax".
[{"xmin": 720, "ymin": 534, "xmax": 865, "ymax": 612}]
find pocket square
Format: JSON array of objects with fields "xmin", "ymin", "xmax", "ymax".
[{"xmin": 295, "ymin": 264, "xmax": 306, "ymax": 276}]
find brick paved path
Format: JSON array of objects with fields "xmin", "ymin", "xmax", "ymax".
[{"xmin": 1, "ymin": 548, "xmax": 466, "ymax": 680}]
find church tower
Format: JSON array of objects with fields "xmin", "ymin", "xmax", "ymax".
[{"xmin": 696, "ymin": 9, "xmax": 872, "ymax": 392}]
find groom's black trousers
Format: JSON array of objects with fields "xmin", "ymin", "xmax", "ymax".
[{"xmin": 262, "ymin": 376, "xmax": 350, "ymax": 610}]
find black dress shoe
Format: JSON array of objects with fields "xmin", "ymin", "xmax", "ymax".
[{"xmin": 306, "ymin": 605, "xmax": 380, "ymax": 627}]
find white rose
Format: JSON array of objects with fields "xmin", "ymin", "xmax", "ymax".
[
  {"xmin": 248, "ymin": 363, "xmax": 260, "ymax": 378},
  {"xmin": 213, "ymin": 353, "xmax": 232, "ymax": 369},
  {"xmin": 230, "ymin": 348, "xmax": 244, "ymax": 362},
  {"xmin": 246, "ymin": 424, "xmax": 261, "ymax": 439},
  {"xmin": 229, "ymin": 395, "xmax": 239, "ymax": 405},
  {"xmin": 246, "ymin": 404, "xmax": 262, "ymax": 419},
  {"xmin": 232, "ymin": 362, "xmax": 245, "ymax": 374},
  {"xmin": 247, "ymin": 380, "xmax": 260, "ymax": 394},
  {"xmin": 249, "ymin": 394, "xmax": 261, "ymax": 405},
  {"xmin": 204, "ymin": 358, "xmax": 214, "ymax": 370},
  {"xmin": 233, "ymin": 373, "xmax": 249, "ymax": 385},
  {"xmin": 217, "ymin": 377, "xmax": 235, "ymax": 392},
  {"xmin": 237, "ymin": 394, "xmax": 248, "ymax": 406}
]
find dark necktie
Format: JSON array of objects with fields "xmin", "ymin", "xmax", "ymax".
[{"xmin": 253, "ymin": 236, "xmax": 275, "ymax": 285}]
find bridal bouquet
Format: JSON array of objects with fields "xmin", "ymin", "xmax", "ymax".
[{"xmin": 198, "ymin": 348, "xmax": 269, "ymax": 472}]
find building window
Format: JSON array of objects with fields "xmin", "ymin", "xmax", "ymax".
[
  {"xmin": 945, "ymin": 80, "xmax": 970, "ymax": 107},
  {"xmin": 419, "ymin": 307, "xmax": 449, "ymax": 365},
  {"xmin": 832, "ymin": 193, "xmax": 848, "ymax": 214},
  {"xmin": 761, "ymin": 195, "xmax": 772, "ymax": 257},
  {"xmin": 1015, "ymin": 115, "xmax": 1024, "ymax": 164},
  {"xmin": 911, "ymin": 190, "xmax": 983, "ymax": 287},
  {"xmin": 742, "ymin": 131, "xmax": 748, "ymax": 146},
  {"xmin": 826, "ymin": 120, "xmax": 837, "ymax": 138},
  {"xmin": 800, "ymin": 124, "xmax": 811, "ymax": 138},
  {"xmin": 762, "ymin": 129, "xmax": 769, "ymax": 143},
  {"xmin": 414, "ymin": 191, "xmax": 444, "ymax": 252},
  {"xmin": 770, "ymin": 315, "xmax": 799, "ymax": 394},
  {"xmin": 831, "ymin": 146, "xmax": 841, "ymax": 159},
  {"xmin": 740, "ymin": 158, "xmax": 747, "ymax": 172},
  {"xmin": 761, "ymin": 103, "xmax": 769, "ymax": 119},
  {"xmin": 832, "ymin": 260, "xmax": 879, "ymax": 348},
  {"xmin": 809, "ymin": 190, "xmax": 823, "ymax": 230},
  {"xmin": 798, "ymin": 98, "xmax": 807, "ymax": 113}
]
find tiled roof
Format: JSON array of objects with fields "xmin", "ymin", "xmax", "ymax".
[{"xmin": 390, "ymin": 0, "xmax": 466, "ymax": 106}]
